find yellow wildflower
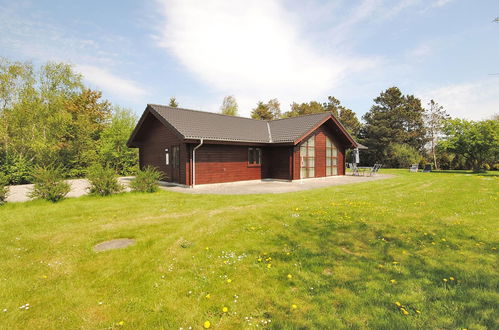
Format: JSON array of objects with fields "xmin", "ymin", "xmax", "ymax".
[
  {"xmin": 257, "ymin": 258, "xmax": 262, "ymax": 262},
  {"xmin": 205, "ymin": 293, "xmax": 211, "ymax": 299},
  {"xmin": 401, "ymin": 308, "xmax": 409, "ymax": 315},
  {"xmin": 226, "ymin": 279, "xmax": 232, "ymax": 283},
  {"xmin": 390, "ymin": 279, "xmax": 397, "ymax": 284},
  {"xmin": 416, "ymin": 310, "xmax": 421, "ymax": 314},
  {"xmin": 287, "ymin": 274, "xmax": 293, "ymax": 279},
  {"xmin": 449, "ymin": 277, "xmax": 455, "ymax": 281},
  {"xmin": 117, "ymin": 321, "xmax": 125, "ymax": 326},
  {"xmin": 222, "ymin": 306, "xmax": 228, "ymax": 313},
  {"xmin": 203, "ymin": 320, "xmax": 211, "ymax": 328},
  {"xmin": 291, "ymin": 304, "xmax": 297, "ymax": 309},
  {"xmin": 395, "ymin": 302, "xmax": 401, "ymax": 307},
  {"xmin": 267, "ymin": 264, "xmax": 272, "ymax": 269},
  {"xmin": 443, "ymin": 278, "xmax": 448, "ymax": 282}
]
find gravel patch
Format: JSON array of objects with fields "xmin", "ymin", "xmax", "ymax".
[{"xmin": 5, "ymin": 177, "xmax": 133, "ymax": 203}]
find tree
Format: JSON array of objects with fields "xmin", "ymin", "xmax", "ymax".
[
  {"xmin": 219, "ymin": 95, "xmax": 238, "ymax": 116},
  {"xmin": 98, "ymin": 107, "xmax": 138, "ymax": 175},
  {"xmin": 440, "ymin": 118, "xmax": 498, "ymax": 172},
  {"xmin": 323, "ymin": 96, "xmax": 361, "ymax": 136},
  {"xmin": 0, "ymin": 58, "xmax": 137, "ymax": 183},
  {"xmin": 169, "ymin": 97, "xmax": 178, "ymax": 107},
  {"xmin": 360, "ymin": 87, "xmax": 426, "ymax": 164},
  {"xmin": 424, "ymin": 100, "xmax": 449, "ymax": 169},
  {"xmin": 251, "ymin": 99, "xmax": 281, "ymax": 120},
  {"xmin": 63, "ymin": 89, "xmax": 112, "ymax": 176},
  {"xmin": 385, "ymin": 143, "xmax": 422, "ymax": 168},
  {"xmin": 283, "ymin": 101, "xmax": 324, "ymax": 117},
  {"xmin": 283, "ymin": 96, "xmax": 361, "ymax": 137}
]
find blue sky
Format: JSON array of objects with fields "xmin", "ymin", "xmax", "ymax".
[{"xmin": 0, "ymin": 0, "xmax": 498, "ymax": 120}]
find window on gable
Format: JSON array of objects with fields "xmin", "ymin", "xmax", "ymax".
[{"xmin": 248, "ymin": 147, "xmax": 262, "ymax": 165}]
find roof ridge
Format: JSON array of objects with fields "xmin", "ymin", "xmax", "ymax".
[
  {"xmin": 266, "ymin": 121, "xmax": 273, "ymax": 142},
  {"xmin": 148, "ymin": 104, "xmax": 263, "ymax": 122},
  {"xmin": 269, "ymin": 112, "xmax": 331, "ymax": 122}
]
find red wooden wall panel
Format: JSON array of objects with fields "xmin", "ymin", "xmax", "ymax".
[
  {"xmin": 292, "ymin": 122, "xmax": 346, "ymax": 179},
  {"xmin": 194, "ymin": 144, "xmax": 263, "ymax": 184}
]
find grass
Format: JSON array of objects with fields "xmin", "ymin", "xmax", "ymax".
[{"xmin": 0, "ymin": 169, "xmax": 497, "ymax": 329}]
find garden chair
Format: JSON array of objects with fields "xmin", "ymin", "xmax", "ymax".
[
  {"xmin": 409, "ymin": 164, "xmax": 418, "ymax": 172},
  {"xmin": 349, "ymin": 163, "xmax": 360, "ymax": 176},
  {"xmin": 368, "ymin": 164, "xmax": 382, "ymax": 176}
]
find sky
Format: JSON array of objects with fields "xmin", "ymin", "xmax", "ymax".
[{"xmin": 0, "ymin": 0, "xmax": 498, "ymax": 120}]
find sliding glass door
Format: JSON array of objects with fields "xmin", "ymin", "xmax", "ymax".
[
  {"xmin": 300, "ymin": 136, "xmax": 315, "ymax": 178},
  {"xmin": 326, "ymin": 136, "xmax": 338, "ymax": 176}
]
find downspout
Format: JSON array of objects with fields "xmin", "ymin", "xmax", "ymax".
[{"xmin": 192, "ymin": 138, "xmax": 204, "ymax": 187}]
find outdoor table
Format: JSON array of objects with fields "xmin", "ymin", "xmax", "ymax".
[{"xmin": 356, "ymin": 166, "xmax": 371, "ymax": 176}]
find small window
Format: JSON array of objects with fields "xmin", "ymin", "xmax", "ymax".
[
  {"xmin": 165, "ymin": 148, "xmax": 169, "ymax": 165},
  {"xmin": 248, "ymin": 147, "xmax": 262, "ymax": 165}
]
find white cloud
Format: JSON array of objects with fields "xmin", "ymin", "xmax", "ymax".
[
  {"xmin": 0, "ymin": 1, "xmax": 147, "ymax": 105},
  {"xmin": 418, "ymin": 80, "xmax": 499, "ymax": 120},
  {"xmin": 153, "ymin": 0, "xmax": 378, "ymax": 115},
  {"xmin": 76, "ymin": 65, "xmax": 149, "ymax": 101},
  {"xmin": 432, "ymin": 0, "xmax": 455, "ymax": 8},
  {"xmin": 407, "ymin": 41, "xmax": 435, "ymax": 60}
]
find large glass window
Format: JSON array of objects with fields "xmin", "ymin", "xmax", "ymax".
[
  {"xmin": 326, "ymin": 136, "xmax": 338, "ymax": 176},
  {"xmin": 300, "ymin": 135, "xmax": 315, "ymax": 178}
]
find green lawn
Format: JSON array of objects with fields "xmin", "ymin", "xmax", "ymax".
[{"xmin": 0, "ymin": 170, "xmax": 497, "ymax": 329}]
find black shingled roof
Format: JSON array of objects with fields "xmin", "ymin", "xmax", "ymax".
[{"xmin": 128, "ymin": 104, "xmax": 358, "ymax": 147}]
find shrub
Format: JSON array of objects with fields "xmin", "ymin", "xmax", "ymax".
[
  {"xmin": 1, "ymin": 154, "xmax": 33, "ymax": 184},
  {"xmin": 385, "ymin": 143, "xmax": 422, "ymax": 168},
  {"xmin": 130, "ymin": 166, "xmax": 163, "ymax": 193},
  {"xmin": 87, "ymin": 164, "xmax": 122, "ymax": 196},
  {"xmin": 0, "ymin": 173, "xmax": 8, "ymax": 205},
  {"xmin": 29, "ymin": 167, "xmax": 70, "ymax": 202}
]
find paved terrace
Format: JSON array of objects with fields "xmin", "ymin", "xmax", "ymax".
[
  {"xmin": 160, "ymin": 173, "xmax": 394, "ymax": 195},
  {"xmin": 5, "ymin": 174, "xmax": 393, "ymax": 202}
]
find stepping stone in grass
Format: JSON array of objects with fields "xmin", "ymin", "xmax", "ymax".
[{"xmin": 94, "ymin": 238, "xmax": 135, "ymax": 252}]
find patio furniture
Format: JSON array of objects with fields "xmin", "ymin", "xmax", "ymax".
[
  {"xmin": 409, "ymin": 164, "xmax": 418, "ymax": 172},
  {"xmin": 347, "ymin": 163, "xmax": 358, "ymax": 176},
  {"xmin": 356, "ymin": 166, "xmax": 371, "ymax": 176},
  {"xmin": 368, "ymin": 164, "xmax": 382, "ymax": 176}
]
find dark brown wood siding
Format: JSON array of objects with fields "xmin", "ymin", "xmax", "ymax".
[
  {"xmin": 134, "ymin": 114, "xmax": 348, "ymax": 185},
  {"xmin": 262, "ymin": 147, "xmax": 292, "ymax": 180},
  {"xmin": 135, "ymin": 113, "xmax": 188, "ymax": 184}
]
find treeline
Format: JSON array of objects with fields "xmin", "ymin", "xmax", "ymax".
[
  {"xmin": 1, "ymin": 58, "xmax": 497, "ymax": 186},
  {"xmin": 0, "ymin": 58, "xmax": 137, "ymax": 184},
  {"xmin": 220, "ymin": 89, "xmax": 498, "ymax": 172}
]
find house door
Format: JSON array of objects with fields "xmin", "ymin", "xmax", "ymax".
[{"xmin": 171, "ymin": 145, "xmax": 180, "ymax": 183}]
